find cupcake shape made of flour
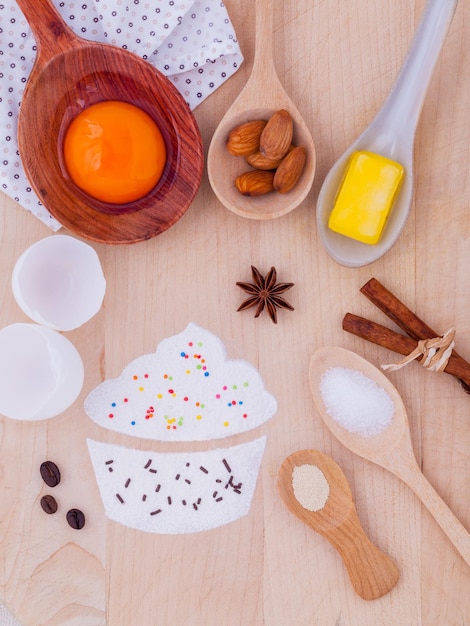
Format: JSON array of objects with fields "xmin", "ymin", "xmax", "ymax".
[
  {"xmin": 84, "ymin": 323, "xmax": 277, "ymax": 441},
  {"xmin": 87, "ymin": 437, "xmax": 266, "ymax": 534}
]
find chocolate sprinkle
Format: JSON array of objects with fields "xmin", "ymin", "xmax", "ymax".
[
  {"xmin": 124, "ymin": 478, "xmax": 131, "ymax": 488},
  {"xmin": 150, "ymin": 509, "xmax": 162, "ymax": 516},
  {"xmin": 144, "ymin": 459, "xmax": 152, "ymax": 469},
  {"xmin": 116, "ymin": 493, "xmax": 124, "ymax": 503},
  {"xmin": 199, "ymin": 466, "xmax": 208, "ymax": 474},
  {"xmin": 222, "ymin": 459, "xmax": 232, "ymax": 473}
]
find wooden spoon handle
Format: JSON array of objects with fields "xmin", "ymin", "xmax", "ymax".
[
  {"xmin": 15, "ymin": 0, "xmax": 80, "ymax": 65},
  {"xmin": 251, "ymin": 0, "xmax": 276, "ymax": 81},
  {"xmin": 399, "ymin": 465, "xmax": 470, "ymax": 566},
  {"xmin": 327, "ymin": 515, "xmax": 399, "ymax": 600}
]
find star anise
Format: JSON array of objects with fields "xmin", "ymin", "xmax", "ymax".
[{"xmin": 236, "ymin": 266, "xmax": 294, "ymax": 324}]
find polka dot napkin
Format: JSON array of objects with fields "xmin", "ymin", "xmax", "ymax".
[{"xmin": 0, "ymin": 0, "xmax": 243, "ymax": 230}]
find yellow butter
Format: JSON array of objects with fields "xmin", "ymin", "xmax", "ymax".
[{"xmin": 328, "ymin": 151, "xmax": 404, "ymax": 245}]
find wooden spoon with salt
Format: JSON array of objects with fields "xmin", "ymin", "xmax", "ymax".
[
  {"xmin": 309, "ymin": 346, "xmax": 470, "ymax": 567},
  {"xmin": 279, "ymin": 449, "xmax": 399, "ymax": 600}
]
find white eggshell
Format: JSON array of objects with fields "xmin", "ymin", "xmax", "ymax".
[
  {"xmin": 0, "ymin": 323, "xmax": 84, "ymax": 421},
  {"xmin": 11, "ymin": 235, "xmax": 106, "ymax": 331}
]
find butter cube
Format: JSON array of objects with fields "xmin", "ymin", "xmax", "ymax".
[{"xmin": 328, "ymin": 151, "xmax": 404, "ymax": 245}]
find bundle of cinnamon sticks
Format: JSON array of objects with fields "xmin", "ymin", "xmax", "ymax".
[{"xmin": 343, "ymin": 278, "xmax": 470, "ymax": 393}]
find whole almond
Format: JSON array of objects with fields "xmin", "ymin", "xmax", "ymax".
[
  {"xmin": 235, "ymin": 170, "xmax": 275, "ymax": 196},
  {"xmin": 245, "ymin": 150, "xmax": 284, "ymax": 170},
  {"xmin": 259, "ymin": 110, "xmax": 293, "ymax": 161},
  {"xmin": 273, "ymin": 146, "xmax": 307, "ymax": 193},
  {"xmin": 226, "ymin": 120, "xmax": 267, "ymax": 156}
]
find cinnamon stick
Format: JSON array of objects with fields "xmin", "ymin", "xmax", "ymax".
[
  {"xmin": 342, "ymin": 313, "xmax": 470, "ymax": 388},
  {"xmin": 360, "ymin": 278, "xmax": 470, "ymax": 380},
  {"xmin": 343, "ymin": 277, "xmax": 470, "ymax": 393},
  {"xmin": 360, "ymin": 278, "xmax": 437, "ymax": 342}
]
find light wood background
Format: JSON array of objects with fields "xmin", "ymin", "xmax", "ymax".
[{"xmin": 1, "ymin": 0, "xmax": 470, "ymax": 624}]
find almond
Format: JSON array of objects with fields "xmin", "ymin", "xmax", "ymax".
[
  {"xmin": 235, "ymin": 170, "xmax": 275, "ymax": 196},
  {"xmin": 259, "ymin": 109, "xmax": 293, "ymax": 161},
  {"xmin": 273, "ymin": 146, "xmax": 307, "ymax": 194},
  {"xmin": 226, "ymin": 120, "xmax": 267, "ymax": 156},
  {"xmin": 245, "ymin": 150, "xmax": 285, "ymax": 170}
]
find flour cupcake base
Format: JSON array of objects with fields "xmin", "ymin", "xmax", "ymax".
[{"xmin": 87, "ymin": 437, "xmax": 266, "ymax": 534}]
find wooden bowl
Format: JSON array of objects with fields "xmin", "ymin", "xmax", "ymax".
[{"xmin": 17, "ymin": 1, "xmax": 203, "ymax": 245}]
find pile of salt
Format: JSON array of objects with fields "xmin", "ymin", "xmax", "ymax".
[{"xmin": 320, "ymin": 367, "xmax": 394, "ymax": 437}]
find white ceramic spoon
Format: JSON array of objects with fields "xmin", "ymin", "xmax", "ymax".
[
  {"xmin": 309, "ymin": 346, "xmax": 470, "ymax": 567},
  {"xmin": 316, "ymin": 0, "xmax": 459, "ymax": 267}
]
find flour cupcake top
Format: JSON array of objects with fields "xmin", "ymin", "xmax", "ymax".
[{"xmin": 84, "ymin": 324, "xmax": 277, "ymax": 441}]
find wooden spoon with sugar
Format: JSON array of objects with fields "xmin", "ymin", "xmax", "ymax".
[{"xmin": 278, "ymin": 449, "xmax": 399, "ymax": 600}]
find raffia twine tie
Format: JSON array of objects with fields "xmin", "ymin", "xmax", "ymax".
[{"xmin": 381, "ymin": 327, "xmax": 456, "ymax": 373}]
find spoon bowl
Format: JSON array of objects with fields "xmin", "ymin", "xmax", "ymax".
[
  {"xmin": 309, "ymin": 346, "xmax": 470, "ymax": 567},
  {"xmin": 16, "ymin": 0, "xmax": 203, "ymax": 244},
  {"xmin": 279, "ymin": 449, "xmax": 399, "ymax": 600},
  {"xmin": 207, "ymin": 0, "xmax": 315, "ymax": 220},
  {"xmin": 316, "ymin": 0, "xmax": 459, "ymax": 267}
]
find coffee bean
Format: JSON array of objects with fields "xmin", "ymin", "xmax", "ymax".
[
  {"xmin": 40, "ymin": 461, "xmax": 61, "ymax": 487},
  {"xmin": 40, "ymin": 494, "xmax": 58, "ymax": 515},
  {"xmin": 66, "ymin": 508, "xmax": 85, "ymax": 530}
]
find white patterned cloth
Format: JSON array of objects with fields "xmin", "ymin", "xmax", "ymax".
[
  {"xmin": 0, "ymin": 605, "xmax": 22, "ymax": 626},
  {"xmin": 0, "ymin": 0, "xmax": 243, "ymax": 230}
]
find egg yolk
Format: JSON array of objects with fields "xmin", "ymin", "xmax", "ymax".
[{"xmin": 63, "ymin": 101, "xmax": 167, "ymax": 204}]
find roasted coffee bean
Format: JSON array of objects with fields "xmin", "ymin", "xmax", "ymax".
[
  {"xmin": 40, "ymin": 494, "xmax": 58, "ymax": 515},
  {"xmin": 66, "ymin": 508, "xmax": 85, "ymax": 530},
  {"xmin": 40, "ymin": 461, "xmax": 61, "ymax": 487}
]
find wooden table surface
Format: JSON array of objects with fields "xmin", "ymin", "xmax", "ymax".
[{"xmin": 1, "ymin": 1, "xmax": 470, "ymax": 624}]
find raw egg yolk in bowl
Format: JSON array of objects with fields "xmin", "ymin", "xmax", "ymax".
[{"xmin": 63, "ymin": 101, "xmax": 167, "ymax": 205}]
